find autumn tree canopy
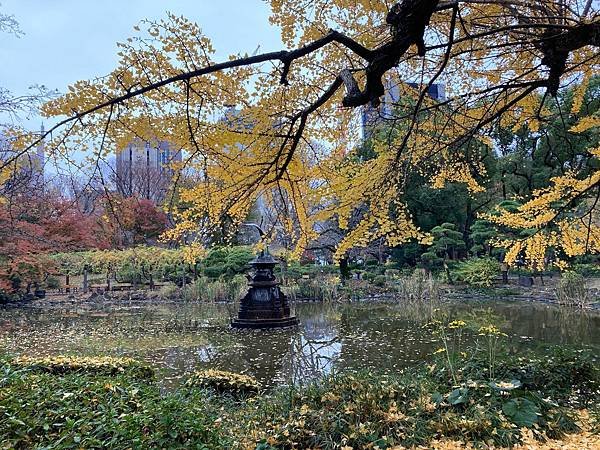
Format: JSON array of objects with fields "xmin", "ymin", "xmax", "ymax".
[{"xmin": 3, "ymin": 0, "xmax": 600, "ymax": 269}]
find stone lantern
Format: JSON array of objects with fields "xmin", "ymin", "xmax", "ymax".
[{"xmin": 231, "ymin": 249, "xmax": 298, "ymax": 329}]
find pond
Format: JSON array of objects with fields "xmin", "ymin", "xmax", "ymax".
[{"xmin": 1, "ymin": 299, "xmax": 599, "ymax": 389}]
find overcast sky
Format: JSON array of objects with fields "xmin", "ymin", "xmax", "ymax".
[{"xmin": 1, "ymin": 0, "xmax": 283, "ymax": 130}]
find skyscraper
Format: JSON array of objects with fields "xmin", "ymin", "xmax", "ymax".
[
  {"xmin": 0, "ymin": 124, "xmax": 45, "ymax": 193},
  {"xmin": 115, "ymin": 138, "xmax": 182, "ymax": 203},
  {"xmin": 360, "ymin": 80, "xmax": 445, "ymax": 140}
]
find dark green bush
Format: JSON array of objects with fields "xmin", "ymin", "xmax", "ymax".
[
  {"xmin": 202, "ymin": 246, "xmax": 254, "ymax": 279},
  {"xmin": 373, "ymin": 274, "xmax": 386, "ymax": 287},
  {"xmin": 44, "ymin": 275, "xmax": 61, "ymax": 289},
  {"xmin": 572, "ymin": 263, "xmax": 600, "ymax": 277},
  {"xmin": 363, "ymin": 271, "xmax": 375, "ymax": 282}
]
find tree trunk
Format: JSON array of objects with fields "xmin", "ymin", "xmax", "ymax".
[
  {"xmin": 339, "ymin": 256, "xmax": 350, "ymax": 282},
  {"xmin": 501, "ymin": 263, "xmax": 508, "ymax": 284},
  {"xmin": 65, "ymin": 274, "xmax": 70, "ymax": 293},
  {"xmin": 444, "ymin": 261, "xmax": 454, "ymax": 285},
  {"xmin": 83, "ymin": 266, "xmax": 89, "ymax": 293},
  {"xmin": 463, "ymin": 198, "xmax": 473, "ymax": 254}
]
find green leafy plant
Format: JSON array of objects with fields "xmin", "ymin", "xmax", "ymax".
[
  {"xmin": 502, "ymin": 397, "xmax": 540, "ymax": 427},
  {"xmin": 202, "ymin": 246, "xmax": 254, "ymax": 279},
  {"xmin": 1, "ymin": 347, "xmax": 597, "ymax": 449},
  {"xmin": 453, "ymin": 257, "xmax": 500, "ymax": 287},
  {"xmin": 186, "ymin": 369, "xmax": 259, "ymax": 395},
  {"xmin": 9, "ymin": 355, "xmax": 154, "ymax": 380},
  {"xmin": 372, "ymin": 274, "xmax": 387, "ymax": 287}
]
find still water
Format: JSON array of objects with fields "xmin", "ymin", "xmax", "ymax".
[{"xmin": 1, "ymin": 299, "xmax": 599, "ymax": 388}]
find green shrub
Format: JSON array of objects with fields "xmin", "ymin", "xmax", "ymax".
[
  {"xmin": 10, "ymin": 355, "xmax": 154, "ymax": 380},
  {"xmin": 363, "ymin": 271, "xmax": 375, "ymax": 282},
  {"xmin": 202, "ymin": 246, "xmax": 254, "ymax": 279},
  {"xmin": 488, "ymin": 348, "xmax": 600, "ymax": 407},
  {"xmin": 0, "ymin": 363, "xmax": 226, "ymax": 449},
  {"xmin": 373, "ymin": 274, "xmax": 386, "ymax": 287},
  {"xmin": 186, "ymin": 369, "xmax": 259, "ymax": 395},
  {"xmin": 572, "ymin": 263, "xmax": 600, "ymax": 277},
  {"xmin": 44, "ymin": 275, "xmax": 61, "ymax": 289},
  {"xmin": 453, "ymin": 258, "xmax": 500, "ymax": 287},
  {"xmin": 420, "ymin": 250, "xmax": 444, "ymax": 270}
]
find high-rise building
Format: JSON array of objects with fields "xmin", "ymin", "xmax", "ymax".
[
  {"xmin": 360, "ymin": 80, "xmax": 445, "ymax": 140},
  {"xmin": 115, "ymin": 138, "xmax": 182, "ymax": 203},
  {"xmin": 0, "ymin": 124, "xmax": 45, "ymax": 193}
]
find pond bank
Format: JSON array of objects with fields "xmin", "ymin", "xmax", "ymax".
[
  {"xmin": 2, "ymin": 279, "xmax": 600, "ymax": 310},
  {"xmin": 1, "ymin": 348, "xmax": 598, "ymax": 449}
]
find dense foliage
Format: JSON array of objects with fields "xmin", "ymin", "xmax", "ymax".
[
  {"xmin": 1, "ymin": 347, "xmax": 598, "ymax": 449},
  {"xmin": 13, "ymin": 0, "xmax": 595, "ymax": 270},
  {"xmin": 186, "ymin": 369, "xmax": 259, "ymax": 396},
  {"xmin": 47, "ymin": 245, "xmax": 254, "ymax": 288},
  {"xmin": 452, "ymin": 258, "xmax": 501, "ymax": 288}
]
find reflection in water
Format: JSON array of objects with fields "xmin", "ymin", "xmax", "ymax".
[{"xmin": 1, "ymin": 299, "xmax": 599, "ymax": 389}]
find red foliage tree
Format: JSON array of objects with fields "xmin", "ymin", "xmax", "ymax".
[
  {"xmin": 104, "ymin": 196, "xmax": 169, "ymax": 246},
  {"xmin": 0, "ymin": 193, "xmax": 109, "ymax": 295}
]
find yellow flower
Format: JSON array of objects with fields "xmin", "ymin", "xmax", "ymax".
[{"xmin": 448, "ymin": 320, "xmax": 467, "ymax": 329}]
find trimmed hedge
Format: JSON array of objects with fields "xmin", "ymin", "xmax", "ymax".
[
  {"xmin": 186, "ymin": 369, "xmax": 259, "ymax": 395},
  {"xmin": 10, "ymin": 355, "xmax": 154, "ymax": 380}
]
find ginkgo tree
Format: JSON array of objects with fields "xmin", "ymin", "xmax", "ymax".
[{"xmin": 2, "ymin": 0, "xmax": 599, "ymax": 269}]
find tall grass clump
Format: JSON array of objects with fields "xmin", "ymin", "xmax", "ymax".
[
  {"xmin": 183, "ymin": 275, "xmax": 247, "ymax": 302},
  {"xmin": 556, "ymin": 271, "xmax": 592, "ymax": 307},
  {"xmin": 285, "ymin": 276, "xmax": 340, "ymax": 302},
  {"xmin": 395, "ymin": 269, "xmax": 441, "ymax": 319}
]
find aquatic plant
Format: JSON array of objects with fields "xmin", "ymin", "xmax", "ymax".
[{"xmin": 182, "ymin": 275, "xmax": 247, "ymax": 302}]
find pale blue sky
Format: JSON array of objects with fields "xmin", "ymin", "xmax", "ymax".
[{"xmin": 1, "ymin": 0, "xmax": 283, "ymax": 129}]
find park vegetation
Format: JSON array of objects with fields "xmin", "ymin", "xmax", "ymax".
[
  {"xmin": 1, "ymin": 2, "xmax": 599, "ymax": 448},
  {"xmin": 0, "ymin": 0, "xmax": 598, "ymax": 293},
  {"xmin": 1, "ymin": 343, "xmax": 598, "ymax": 449}
]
